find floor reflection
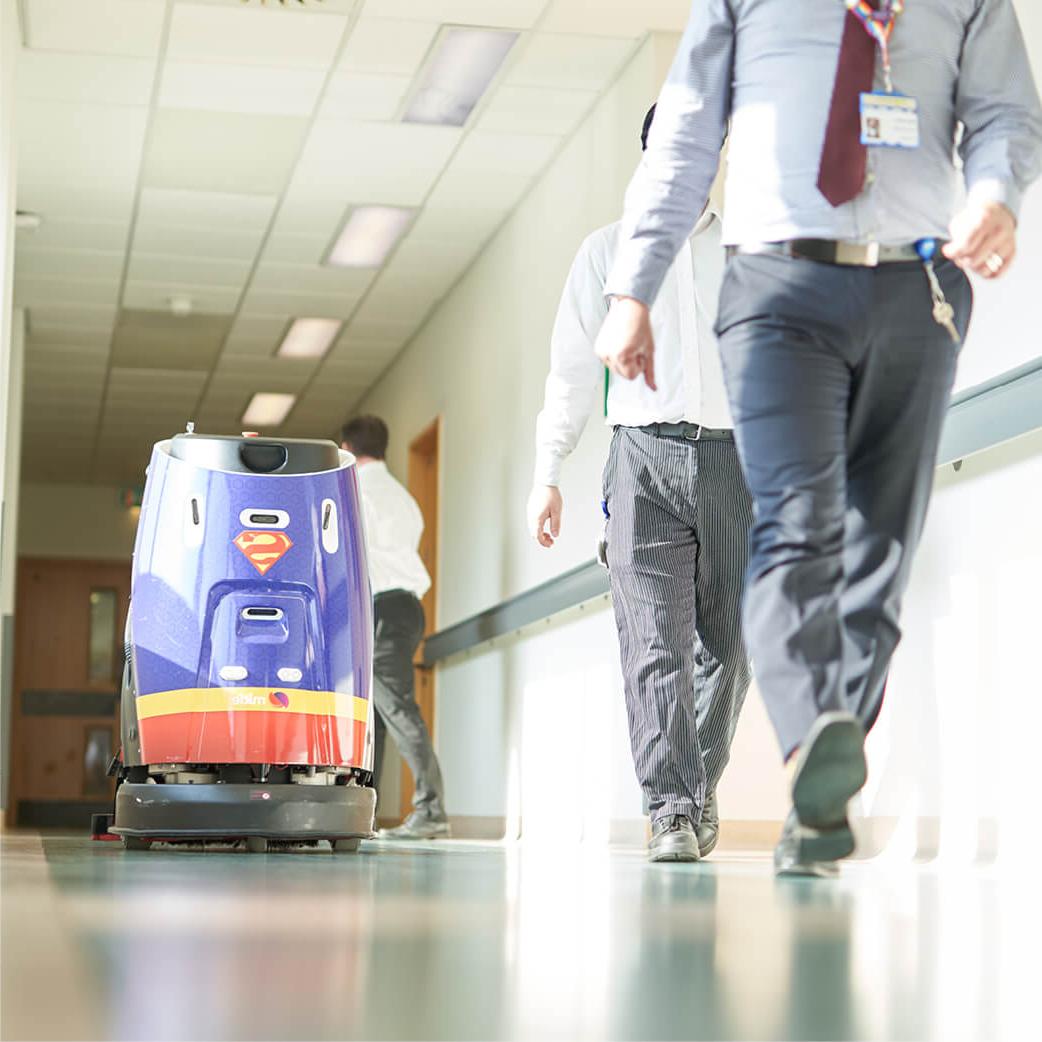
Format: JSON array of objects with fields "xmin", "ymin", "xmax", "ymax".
[{"xmin": 0, "ymin": 835, "xmax": 1025, "ymax": 1040}]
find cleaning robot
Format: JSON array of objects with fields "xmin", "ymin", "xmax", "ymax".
[{"xmin": 109, "ymin": 430, "xmax": 376, "ymax": 852}]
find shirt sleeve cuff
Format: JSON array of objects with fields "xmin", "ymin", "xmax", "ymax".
[
  {"xmin": 532, "ymin": 451, "xmax": 564, "ymax": 488},
  {"xmin": 965, "ymin": 176, "xmax": 1024, "ymax": 221}
]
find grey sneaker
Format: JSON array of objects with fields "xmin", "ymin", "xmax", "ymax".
[
  {"xmin": 378, "ymin": 812, "xmax": 451, "ymax": 841},
  {"xmin": 648, "ymin": 814, "xmax": 700, "ymax": 863},
  {"xmin": 789, "ymin": 710, "xmax": 866, "ymax": 863},
  {"xmin": 774, "ymin": 810, "xmax": 840, "ymax": 878},
  {"xmin": 696, "ymin": 792, "xmax": 720, "ymax": 857},
  {"xmin": 773, "ymin": 710, "xmax": 867, "ymax": 876}
]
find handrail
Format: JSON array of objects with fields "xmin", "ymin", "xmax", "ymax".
[{"xmin": 423, "ymin": 358, "xmax": 1042, "ymax": 665}]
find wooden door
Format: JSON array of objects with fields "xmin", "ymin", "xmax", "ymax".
[
  {"xmin": 400, "ymin": 418, "xmax": 440, "ymax": 819},
  {"xmin": 9, "ymin": 558, "xmax": 130, "ymax": 827}
]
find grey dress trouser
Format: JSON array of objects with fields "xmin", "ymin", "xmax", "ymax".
[
  {"xmin": 371, "ymin": 589, "xmax": 447, "ymax": 821},
  {"xmin": 715, "ymin": 253, "xmax": 973, "ymax": 758},
  {"xmin": 603, "ymin": 427, "xmax": 754, "ymax": 824}
]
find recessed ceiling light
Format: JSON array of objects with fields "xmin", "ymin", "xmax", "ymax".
[
  {"xmin": 242, "ymin": 392, "xmax": 296, "ymax": 427},
  {"xmin": 326, "ymin": 205, "xmax": 415, "ymax": 269},
  {"xmin": 277, "ymin": 317, "xmax": 342, "ymax": 359},
  {"xmin": 403, "ymin": 25, "xmax": 519, "ymax": 127}
]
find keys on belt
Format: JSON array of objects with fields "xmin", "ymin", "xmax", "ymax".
[{"xmin": 727, "ymin": 238, "xmax": 962, "ymax": 346}]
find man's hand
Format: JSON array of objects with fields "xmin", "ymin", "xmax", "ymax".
[
  {"xmin": 943, "ymin": 199, "xmax": 1017, "ymax": 279},
  {"xmin": 527, "ymin": 485, "xmax": 563, "ymax": 548},
  {"xmin": 594, "ymin": 296, "xmax": 657, "ymax": 390}
]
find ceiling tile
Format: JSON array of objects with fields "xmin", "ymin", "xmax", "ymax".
[
  {"xmin": 143, "ymin": 110, "xmax": 310, "ymax": 195},
  {"xmin": 249, "ymin": 263, "xmax": 375, "ymax": 299},
  {"xmin": 122, "ymin": 281, "xmax": 242, "ymax": 316},
  {"xmin": 15, "ymin": 219, "xmax": 129, "ymax": 253},
  {"xmin": 167, "ymin": 2, "xmax": 349, "ymax": 67},
  {"xmin": 14, "ymin": 276, "xmax": 121, "ymax": 311},
  {"xmin": 238, "ymin": 287, "xmax": 364, "ymax": 321},
  {"xmin": 479, "ymin": 85, "xmax": 598, "ymax": 136},
  {"xmin": 443, "ymin": 129, "xmax": 561, "ymax": 185},
  {"xmin": 261, "ymin": 234, "xmax": 330, "ymax": 266},
  {"xmin": 361, "ymin": 1, "xmax": 544, "ymax": 29},
  {"xmin": 131, "ymin": 221, "xmax": 267, "ymax": 262},
  {"xmin": 16, "ymin": 180, "xmax": 138, "ymax": 225},
  {"xmin": 110, "ymin": 309, "xmax": 232, "ymax": 370},
  {"xmin": 291, "ymin": 120, "xmax": 462, "ymax": 206},
  {"xmin": 137, "ymin": 188, "xmax": 278, "ymax": 231},
  {"xmin": 319, "ymin": 73, "xmax": 411, "ymax": 122},
  {"xmin": 159, "ymin": 62, "xmax": 327, "ymax": 117},
  {"xmin": 338, "ymin": 18, "xmax": 439, "ymax": 77},
  {"xmin": 507, "ymin": 33, "xmax": 636, "ymax": 91},
  {"xmin": 27, "ymin": 303, "xmax": 117, "ymax": 333},
  {"xmin": 209, "ymin": 356, "xmax": 319, "ymax": 394},
  {"xmin": 540, "ymin": 1, "xmax": 691, "ymax": 35},
  {"xmin": 14, "ymin": 248, "xmax": 124, "ymax": 281},
  {"xmin": 18, "ymin": 51, "xmax": 156, "ymax": 106},
  {"xmin": 18, "ymin": 101, "xmax": 149, "ymax": 186},
  {"xmin": 224, "ymin": 313, "xmax": 293, "ymax": 356},
  {"xmin": 24, "ymin": 0, "xmax": 167, "ymax": 58},
  {"xmin": 126, "ymin": 254, "xmax": 253, "ymax": 289}
]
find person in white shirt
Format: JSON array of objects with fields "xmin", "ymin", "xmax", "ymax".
[
  {"xmin": 341, "ymin": 416, "xmax": 449, "ymax": 840},
  {"xmin": 527, "ymin": 107, "xmax": 752, "ymax": 862}
]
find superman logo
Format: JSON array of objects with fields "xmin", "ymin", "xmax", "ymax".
[{"xmin": 234, "ymin": 530, "xmax": 293, "ymax": 575}]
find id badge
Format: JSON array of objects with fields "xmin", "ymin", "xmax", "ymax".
[{"xmin": 859, "ymin": 92, "xmax": 920, "ymax": 149}]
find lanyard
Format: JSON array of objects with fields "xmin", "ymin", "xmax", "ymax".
[{"xmin": 845, "ymin": 0, "xmax": 905, "ymax": 93}]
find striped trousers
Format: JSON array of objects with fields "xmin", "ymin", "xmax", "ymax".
[{"xmin": 603, "ymin": 427, "xmax": 753, "ymax": 824}]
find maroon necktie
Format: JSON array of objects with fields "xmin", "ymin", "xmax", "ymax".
[{"xmin": 817, "ymin": 8, "xmax": 878, "ymax": 207}]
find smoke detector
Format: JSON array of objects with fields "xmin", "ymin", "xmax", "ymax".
[{"xmin": 169, "ymin": 295, "xmax": 193, "ymax": 318}]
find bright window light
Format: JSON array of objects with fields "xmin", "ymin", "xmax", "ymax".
[
  {"xmin": 326, "ymin": 206, "xmax": 415, "ymax": 269},
  {"xmin": 242, "ymin": 392, "xmax": 296, "ymax": 428},
  {"xmin": 277, "ymin": 317, "xmax": 342, "ymax": 359},
  {"xmin": 403, "ymin": 26, "xmax": 519, "ymax": 127}
]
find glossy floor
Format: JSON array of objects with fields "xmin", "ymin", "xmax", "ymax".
[{"xmin": 0, "ymin": 832, "xmax": 1031, "ymax": 1041}]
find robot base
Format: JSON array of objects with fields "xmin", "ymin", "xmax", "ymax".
[{"xmin": 112, "ymin": 781, "xmax": 375, "ymax": 845}]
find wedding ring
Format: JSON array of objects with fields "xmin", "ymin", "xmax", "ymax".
[{"xmin": 986, "ymin": 253, "xmax": 1004, "ymax": 273}]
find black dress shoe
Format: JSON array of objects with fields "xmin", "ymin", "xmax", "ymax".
[
  {"xmin": 787, "ymin": 710, "xmax": 867, "ymax": 865},
  {"xmin": 774, "ymin": 811, "xmax": 840, "ymax": 878},
  {"xmin": 696, "ymin": 792, "xmax": 719, "ymax": 857},
  {"xmin": 649, "ymin": 814, "xmax": 700, "ymax": 862}
]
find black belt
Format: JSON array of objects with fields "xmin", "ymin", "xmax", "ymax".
[
  {"xmin": 630, "ymin": 422, "xmax": 734, "ymax": 442},
  {"xmin": 726, "ymin": 238, "xmax": 929, "ymax": 267}
]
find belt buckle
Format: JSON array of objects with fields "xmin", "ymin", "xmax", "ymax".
[
  {"xmin": 836, "ymin": 241, "xmax": 880, "ymax": 267},
  {"xmin": 684, "ymin": 424, "xmax": 703, "ymax": 442}
]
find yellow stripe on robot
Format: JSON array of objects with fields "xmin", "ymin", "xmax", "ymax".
[{"xmin": 135, "ymin": 687, "xmax": 368, "ymax": 721}]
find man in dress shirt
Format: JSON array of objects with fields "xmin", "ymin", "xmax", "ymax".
[
  {"xmin": 528, "ymin": 108, "xmax": 752, "ymax": 862},
  {"xmin": 340, "ymin": 416, "xmax": 449, "ymax": 840},
  {"xmin": 595, "ymin": 0, "xmax": 1042, "ymax": 875}
]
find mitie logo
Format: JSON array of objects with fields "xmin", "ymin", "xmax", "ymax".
[
  {"xmin": 269, "ymin": 691, "xmax": 290, "ymax": 708},
  {"xmin": 231, "ymin": 692, "xmax": 266, "ymax": 706},
  {"xmin": 234, "ymin": 530, "xmax": 293, "ymax": 575}
]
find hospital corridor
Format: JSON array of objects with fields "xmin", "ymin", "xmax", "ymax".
[{"xmin": 1, "ymin": 2, "xmax": 1042, "ymax": 1041}]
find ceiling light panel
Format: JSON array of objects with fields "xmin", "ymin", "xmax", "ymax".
[
  {"xmin": 403, "ymin": 26, "xmax": 519, "ymax": 127},
  {"xmin": 326, "ymin": 206, "xmax": 415, "ymax": 269},
  {"xmin": 277, "ymin": 317, "xmax": 343, "ymax": 359},
  {"xmin": 242, "ymin": 392, "xmax": 297, "ymax": 427}
]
